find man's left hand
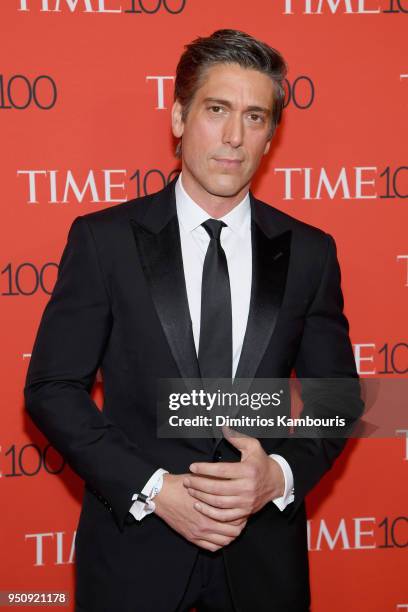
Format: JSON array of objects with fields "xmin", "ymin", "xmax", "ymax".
[{"xmin": 183, "ymin": 426, "xmax": 285, "ymax": 523}]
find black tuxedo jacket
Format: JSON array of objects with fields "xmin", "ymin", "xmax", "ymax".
[{"xmin": 24, "ymin": 177, "xmax": 361, "ymax": 612}]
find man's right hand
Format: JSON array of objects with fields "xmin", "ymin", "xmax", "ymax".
[{"xmin": 154, "ymin": 473, "xmax": 247, "ymax": 552}]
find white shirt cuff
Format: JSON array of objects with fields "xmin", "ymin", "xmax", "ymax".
[
  {"xmin": 269, "ymin": 454, "xmax": 295, "ymax": 511},
  {"xmin": 129, "ymin": 468, "xmax": 168, "ymax": 522}
]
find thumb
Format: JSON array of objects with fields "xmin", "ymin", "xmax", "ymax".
[{"xmin": 222, "ymin": 425, "xmax": 254, "ymax": 455}]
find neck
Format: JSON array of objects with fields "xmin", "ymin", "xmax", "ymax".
[{"xmin": 180, "ymin": 170, "xmax": 249, "ymax": 219}]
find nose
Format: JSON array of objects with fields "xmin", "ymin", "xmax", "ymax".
[{"xmin": 222, "ymin": 112, "xmax": 244, "ymax": 148}]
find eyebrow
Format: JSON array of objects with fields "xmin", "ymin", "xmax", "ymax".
[{"xmin": 203, "ymin": 97, "xmax": 271, "ymax": 116}]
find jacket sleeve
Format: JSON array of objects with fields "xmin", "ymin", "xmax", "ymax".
[
  {"xmin": 24, "ymin": 215, "xmax": 159, "ymax": 532},
  {"xmin": 275, "ymin": 232, "xmax": 364, "ymax": 521}
]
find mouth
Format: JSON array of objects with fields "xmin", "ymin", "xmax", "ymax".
[{"xmin": 212, "ymin": 158, "xmax": 243, "ymax": 169}]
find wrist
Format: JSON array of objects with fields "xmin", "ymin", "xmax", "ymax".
[
  {"xmin": 153, "ymin": 472, "xmax": 173, "ymax": 517},
  {"xmin": 131, "ymin": 468, "xmax": 169, "ymax": 518}
]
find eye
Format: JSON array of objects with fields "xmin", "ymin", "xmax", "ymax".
[
  {"xmin": 209, "ymin": 105, "xmax": 224, "ymax": 113},
  {"xmin": 248, "ymin": 113, "xmax": 264, "ymax": 123}
]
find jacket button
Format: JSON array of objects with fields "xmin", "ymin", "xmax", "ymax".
[{"xmin": 214, "ymin": 451, "xmax": 223, "ymax": 462}]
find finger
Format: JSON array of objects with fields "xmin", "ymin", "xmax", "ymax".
[
  {"xmin": 195, "ymin": 539, "xmax": 223, "ymax": 552},
  {"xmin": 195, "ymin": 510, "xmax": 242, "ymax": 544},
  {"xmin": 229, "ymin": 517, "xmax": 249, "ymax": 526},
  {"xmin": 194, "ymin": 531, "xmax": 233, "ymax": 548},
  {"xmin": 188, "ymin": 488, "xmax": 240, "ymax": 508},
  {"xmin": 184, "ymin": 475, "xmax": 243, "ymax": 496},
  {"xmin": 189, "ymin": 461, "xmax": 245, "ymax": 480},
  {"xmin": 193, "ymin": 500, "xmax": 248, "ymax": 523}
]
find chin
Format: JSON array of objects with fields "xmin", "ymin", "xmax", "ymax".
[{"xmin": 205, "ymin": 176, "xmax": 245, "ymax": 198}]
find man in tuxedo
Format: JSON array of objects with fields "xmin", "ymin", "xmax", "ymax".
[{"xmin": 24, "ymin": 29, "xmax": 361, "ymax": 612}]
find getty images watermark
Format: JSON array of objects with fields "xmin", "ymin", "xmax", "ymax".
[{"xmin": 156, "ymin": 378, "xmax": 408, "ymax": 439}]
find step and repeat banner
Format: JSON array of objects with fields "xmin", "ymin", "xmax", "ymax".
[{"xmin": 1, "ymin": 1, "xmax": 407, "ymax": 610}]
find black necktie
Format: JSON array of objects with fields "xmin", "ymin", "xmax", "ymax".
[{"xmin": 198, "ymin": 219, "xmax": 233, "ymax": 379}]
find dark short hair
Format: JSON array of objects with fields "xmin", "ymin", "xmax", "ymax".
[{"xmin": 174, "ymin": 29, "xmax": 288, "ymax": 156}]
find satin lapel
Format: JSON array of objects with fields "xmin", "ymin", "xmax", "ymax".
[
  {"xmin": 129, "ymin": 185, "xmax": 201, "ymax": 381},
  {"xmin": 234, "ymin": 222, "xmax": 291, "ymax": 382}
]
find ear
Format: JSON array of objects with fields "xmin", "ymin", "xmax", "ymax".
[
  {"xmin": 263, "ymin": 137, "xmax": 272, "ymax": 156},
  {"xmin": 171, "ymin": 100, "xmax": 184, "ymax": 139}
]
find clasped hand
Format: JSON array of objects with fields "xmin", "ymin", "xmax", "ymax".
[
  {"xmin": 154, "ymin": 426, "xmax": 285, "ymax": 552},
  {"xmin": 185, "ymin": 426, "xmax": 284, "ymax": 524}
]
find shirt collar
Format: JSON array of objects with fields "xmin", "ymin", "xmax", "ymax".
[{"xmin": 175, "ymin": 172, "xmax": 250, "ymax": 236}]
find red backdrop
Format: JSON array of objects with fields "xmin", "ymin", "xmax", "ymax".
[{"xmin": 1, "ymin": 1, "xmax": 407, "ymax": 610}]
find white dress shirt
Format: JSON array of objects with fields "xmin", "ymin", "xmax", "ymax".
[{"xmin": 129, "ymin": 173, "xmax": 294, "ymax": 521}]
